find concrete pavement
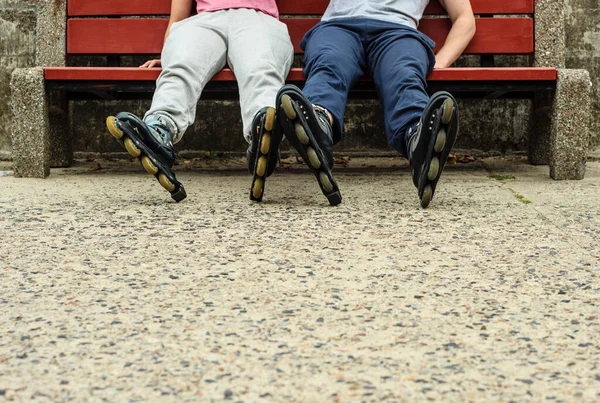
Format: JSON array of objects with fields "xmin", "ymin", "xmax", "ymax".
[{"xmin": 1, "ymin": 156, "xmax": 599, "ymax": 401}]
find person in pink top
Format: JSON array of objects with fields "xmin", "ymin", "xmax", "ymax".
[
  {"xmin": 195, "ymin": 0, "xmax": 278, "ymax": 18},
  {"xmin": 106, "ymin": 0, "xmax": 293, "ymax": 203}
]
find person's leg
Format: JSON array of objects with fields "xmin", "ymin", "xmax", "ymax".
[
  {"xmin": 270, "ymin": 20, "xmax": 368, "ymax": 206},
  {"xmin": 106, "ymin": 12, "xmax": 229, "ymax": 202},
  {"xmin": 368, "ymin": 26, "xmax": 435, "ymax": 156},
  {"xmin": 369, "ymin": 25, "xmax": 458, "ymax": 208},
  {"xmin": 145, "ymin": 12, "xmax": 229, "ymax": 144},
  {"xmin": 301, "ymin": 21, "xmax": 367, "ymax": 143},
  {"xmin": 226, "ymin": 9, "xmax": 293, "ymax": 141},
  {"xmin": 226, "ymin": 9, "xmax": 294, "ymax": 202}
]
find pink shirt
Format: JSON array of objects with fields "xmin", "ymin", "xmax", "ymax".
[{"xmin": 196, "ymin": 0, "xmax": 279, "ymax": 19}]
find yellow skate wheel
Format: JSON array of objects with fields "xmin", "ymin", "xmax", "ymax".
[
  {"xmin": 281, "ymin": 95, "xmax": 297, "ymax": 120},
  {"xmin": 421, "ymin": 185, "xmax": 433, "ymax": 208},
  {"xmin": 252, "ymin": 178, "xmax": 264, "ymax": 199},
  {"xmin": 264, "ymin": 107, "xmax": 276, "ymax": 131},
  {"xmin": 319, "ymin": 171, "xmax": 334, "ymax": 193},
  {"xmin": 441, "ymin": 98, "xmax": 454, "ymax": 124},
  {"xmin": 106, "ymin": 116, "xmax": 124, "ymax": 139},
  {"xmin": 306, "ymin": 147, "xmax": 321, "ymax": 169},
  {"xmin": 428, "ymin": 157, "xmax": 440, "ymax": 181},
  {"xmin": 256, "ymin": 156, "xmax": 268, "ymax": 177},
  {"xmin": 124, "ymin": 137, "xmax": 141, "ymax": 157},
  {"xmin": 260, "ymin": 133, "xmax": 271, "ymax": 155},
  {"xmin": 141, "ymin": 156, "xmax": 159, "ymax": 175},
  {"xmin": 295, "ymin": 123, "xmax": 309, "ymax": 145},
  {"xmin": 434, "ymin": 128, "xmax": 447, "ymax": 153},
  {"xmin": 158, "ymin": 173, "xmax": 176, "ymax": 192}
]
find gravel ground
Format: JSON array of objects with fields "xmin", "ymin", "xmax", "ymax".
[{"xmin": 1, "ymin": 157, "xmax": 599, "ymax": 402}]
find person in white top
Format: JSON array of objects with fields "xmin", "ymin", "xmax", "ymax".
[{"xmin": 276, "ymin": 0, "xmax": 475, "ymax": 208}]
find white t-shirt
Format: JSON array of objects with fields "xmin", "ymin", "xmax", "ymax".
[{"xmin": 322, "ymin": 0, "xmax": 430, "ymax": 29}]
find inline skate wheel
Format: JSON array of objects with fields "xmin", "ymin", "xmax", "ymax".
[
  {"xmin": 306, "ymin": 147, "xmax": 321, "ymax": 169},
  {"xmin": 106, "ymin": 116, "xmax": 124, "ymax": 139},
  {"xmin": 260, "ymin": 133, "xmax": 271, "ymax": 155},
  {"xmin": 281, "ymin": 95, "xmax": 296, "ymax": 120},
  {"xmin": 421, "ymin": 185, "xmax": 433, "ymax": 208},
  {"xmin": 428, "ymin": 157, "xmax": 440, "ymax": 181},
  {"xmin": 124, "ymin": 137, "xmax": 141, "ymax": 157},
  {"xmin": 441, "ymin": 98, "xmax": 454, "ymax": 124},
  {"xmin": 256, "ymin": 156, "xmax": 268, "ymax": 177},
  {"xmin": 319, "ymin": 171, "xmax": 334, "ymax": 193},
  {"xmin": 295, "ymin": 123, "xmax": 309, "ymax": 145},
  {"xmin": 434, "ymin": 128, "xmax": 447, "ymax": 153},
  {"xmin": 252, "ymin": 178, "xmax": 264, "ymax": 199},
  {"xmin": 158, "ymin": 173, "xmax": 176, "ymax": 192},
  {"xmin": 264, "ymin": 107, "xmax": 276, "ymax": 131},
  {"xmin": 141, "ymin": 156, "xmax": 159, "ymax": 175}
]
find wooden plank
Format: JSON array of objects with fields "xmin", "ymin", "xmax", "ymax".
[
  {"xmin": 45, "ymin": 67, "xmax": 557, "ymax": 82},
  {"xmin": 45, "ymin": 67, "xmax": 236, "ymax": 81},
  {"xmin": 285, "ymin": 18, "xmax": 320, "ymax": 53},
  {"xmin": 426, "ymin": 67, "xmax": 556, "ymax": 81},
  {"xmin": 68, "ymin": 0, "xmax": 171, "ymax": 16},
  {"xmin": 67, "ymin": 17, "xmax": 534, "ymax": 55},
  {"xmin": 280, "ymin": 0, "xmax": 536, "ymax": 15},
  {"xmin": 427, "ymin": 0, "xmax": 533, "ymax": 14},
  {"xmin": 423, "ymin": 18, "xmax": 534, "ymax": 54},
  {"xmin": 68, "ymin": 19, "xmax": 169, "ymax": 55},
  {"xmin": 68, "ymin": 0, "xmax": 534, "ymax": 16}
]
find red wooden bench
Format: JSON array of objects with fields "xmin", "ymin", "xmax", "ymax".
[{"xmin": 11, "ymin": 0, "xmax": 592, "ymax": 180}]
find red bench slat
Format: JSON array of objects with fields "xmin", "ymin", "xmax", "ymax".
[
  {"xmin": 68, "ymin": 0, "xmax": 534, "ymax": 16},
  {"xmin": 427, "ymin": 68, "xmax": 556, "ymax": 81},
  {"xmin": 425, "ymin": 0, "xmax": 533, "ymax": 14},
  {"xmin": 45, "ymin": 67, "xmax": 558, "ymax": 82},
  {"xmin": 67, "ymin": 17, "xmax": 534, "ymax": 55}
]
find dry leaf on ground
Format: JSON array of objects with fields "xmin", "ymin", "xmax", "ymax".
[{"xmin": 335, "ymin": 156, "xmax": 351, "ymax": 166}]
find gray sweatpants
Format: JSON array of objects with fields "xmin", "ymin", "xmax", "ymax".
[{"xmin": 145, "ymin": 8, "xmax": 294, "ymax": 144}]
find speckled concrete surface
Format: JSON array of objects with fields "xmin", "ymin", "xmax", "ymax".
[
  {"xmin": 550, "ymin": 69, "xmax": 592, "ymax": 180},
  {"xmin": 535, "ymin": 0, "xmax": 566, "ymax": 68},
  {"xmin": 36, "ymin": 0, "xmax": 66, "ymax": 67},
  {"xmin": 10, "ymin": 67, "xmax": 50, "ymax": 178},
  {"xmin": 1, "ymin": 158, "xmax": 599, "ymax": 402},
  {"xmin": 34, "ymin": 0, "xmax": 70, "ymax": 169}
]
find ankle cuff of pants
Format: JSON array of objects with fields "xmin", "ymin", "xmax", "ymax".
[{"xmin": 388, "ymin": 130, "xmax": 410, "ymax": 158}]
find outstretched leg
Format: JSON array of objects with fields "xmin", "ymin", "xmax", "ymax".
[
  {"xmin": 107, "ymin": 13, "xmax": 228, "ymax": 201},
  {"xmin": 369, "ymin": 26, "xmax": 457, "ymax": 208},
  {"xmin": 145, "ymin": 13, "xmax": 228, "ymax": 143},
  {"xmin": 227, "ymin": 9, "xmax": 294, "ymax": 201},
  {"xmin": 277, "ymin": 21, "xmax": 367, "ymax": 205}
]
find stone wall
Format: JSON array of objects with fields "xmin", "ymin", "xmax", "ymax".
[
  {"xmin": 0, "ymin": 0, "xmax": 36, "ymax": 159},
  {"xmin": 70, "ymin": 98, "xmax": 532, "ymax": 158},
  {"xmin": 565, "ymin": 0, "xmax": 600, "ymax": 152},
  {"xmin": 1, "ymin": 1, "xmax": 598, "ymax": 160}
]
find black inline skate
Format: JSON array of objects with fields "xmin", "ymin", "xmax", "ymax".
[
  {"xmin": 276, "ymin": 85, "xmax": 342, "ymax": 206},
  {"xmin": 247, "ymin": 107, "xmax": 283, "ymax": 202},
  {"xmin": 106, "ymin": 112, "xmax": 187, "ymax": 202},
  {"xmin": 407, "ymin": 91, "xmax": 458, "ymax": 208}
]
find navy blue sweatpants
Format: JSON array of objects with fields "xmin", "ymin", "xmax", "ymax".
[{"xmin": 300, "ymin": 18, "xmax": 436, "ymax": 157}]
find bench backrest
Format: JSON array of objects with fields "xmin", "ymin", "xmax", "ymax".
[{"xmin": 66, "ymin": 0, "xmax": 535, "ymax": 59}]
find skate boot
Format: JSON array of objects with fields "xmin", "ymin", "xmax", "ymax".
[
  {"xmin": 105, "ymin": 112, "xmax": 187, "ymax": 202},
  {"xmin": 276, "ymin": 84, "xmax": 342, "ymax": 206},
  {"xmin": 407, "ymin": 91, "xmax": 458, "ymax": 209},
  {"xmin": 247, "ymin": 107, "xmax": 282, "ymax": 202}
]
